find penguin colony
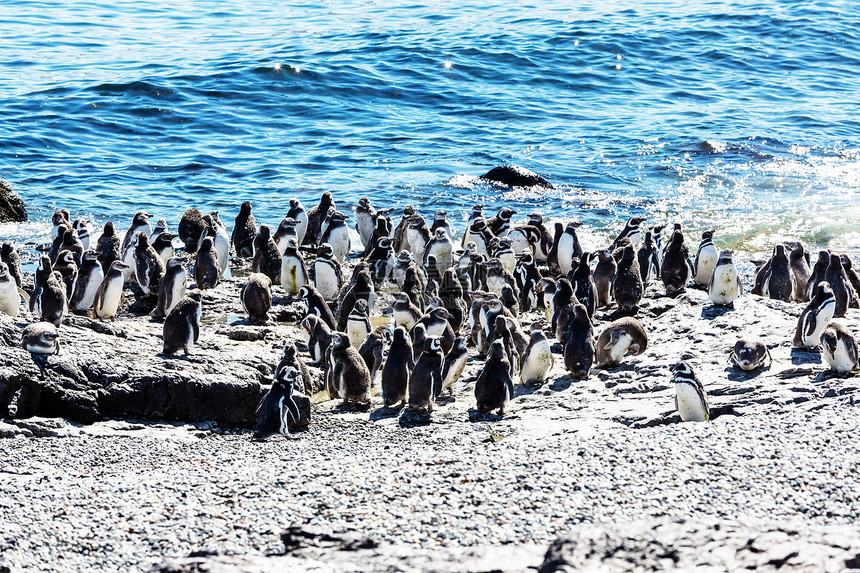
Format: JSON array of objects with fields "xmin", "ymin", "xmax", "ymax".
[{"xmin": 3, "ymin": 199, "xmax": 860, "ymax": 435}]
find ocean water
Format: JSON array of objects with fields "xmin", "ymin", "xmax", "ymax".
[{"xmin": 1, "ymin": 0, "xmax": 858, "ymax": 254}]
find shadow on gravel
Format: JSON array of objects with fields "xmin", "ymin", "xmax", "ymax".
[
  {"xmin": 701, "ymin": 304, "xmax": 734, "ymax": 320},
  {"xmin": 398, "ymin": 409, "xmax": 432, "ymax": 428},
  {"xmin": 369, "ymin": 404, "xmax": 403, "ymax": 421},
  {"xmin": 549, "ymin": 376, "xmax": 576, "ymax": 392},
  {"xmin": 617, "ymin": 404, "xmax": 742, "ymax": 429},
  {"xmin": 467, "ymin": 409, "xmax": 504, "ymax": 423},
  {"xmin": 514, "ymin": 383, "xmax": 545, "ymax": 398},
  {"xmin": 725, "ymin": 365, "xmax": 770, "ymax": 381},
  {"xmin": 791, "ymin": 347, "xmax": 822, "ymax": 365}
]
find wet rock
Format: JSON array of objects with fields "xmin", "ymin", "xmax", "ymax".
[{"xmin": 0, "ymin": 177, "xmax": 27, "ymax": 223}]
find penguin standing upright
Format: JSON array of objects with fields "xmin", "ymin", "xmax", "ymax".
[
  {"xmin": 790, "ymin": 244, "xmax": 812, "ymax": 302},
  {"xmin": 562, "ymin": 304, "xmax": 594, "ymax": 380},
  {"xmin": 611, "ymin": 216, "xmax": 646, "ymax": 250},
  {"xmin": 72, "ymin": 219, "xmax": 91, "ymax": 251},
  {"xmin": 637, "ymin": 230, "xmax": 660, "ymax": 284},
  {"xmin": 430, "ymin": 210, "xmax": 451, "ymax": 239},
  {"xmin": 381, "ymin": 326, "xmax": 413, "ymax": 407},
  {"xmin": 424, "ymin": 228, "xmax": 454, "ymax": 275},
  {"xmin": 152, "ymin": 231, "xmax": 176, "ymax": 266},
  {"xmin": 393, "ymin": 205, "xmax": 417, "ymax": 254},
  {"xmin": 93, "ymin": 261, "xmax": 130, "ymax": 320},
  {"xmin": 30, "ymin": 255, "xmax": 67, "ymax": 327},
  {"xmin": 301, "ymin": 315, "xmax": 332, "ymax": 366},
  {"xmin": 440, "ymin": 336, "xmax": 468, "ymax": 395},
  {"xmin": 536, "ymin": 278, "xmax": 556, "ymax": 323},
  {"xmin": 194, "ymin": 236, "xmax": 220, "ymax": 290},
  {"xmin": 486, "ymin": 207, "xmax": 516, "ymax": 237},
  {"xmin": 280, "ymin": 238, "xmax": 309, "ymax": 296},
  {"xmin": 1, "ymin": 241, "xmax": 22, "ymax": 288},
  {"xmin": 760, "ymin": 244, "xmax": 795, "ymax": 302},
  {"xmin": 557, "ymin": 222, "xmax": 583, "ymax": 277},
  {"xmin": 820, "ymin": 322, "xmax": 859, "ymax": 373},
  {"xmin": 304, "ymin": 192, "xmax": 335, "ymax": 246},
  {"xmin": 0, "ymin": 262, "xmax": 20, "ymax": 317},
  {"xmin": 672, "ymin": 362, "xmax": 710, "ymax": 422},
  {"xmin": 207, "ymin": 212, "xmax": 231, "ymax": 275},
  {"xmin": 593, "ymin": 249, "xmax": 616, "ymax": 308},
  {"xmin": 661, "ymin": 226, "xmax": 694, "ymax": 296},
  {"xmin": 320, "ymin": 210, "xmax": 351, "ymax": 263},
  {"xmin": 393, "ymin": 292, "xmax": 422, "ymax": 331},
  {"xmin": 408, "ymin": 336, "xmax": 444, "ymax": 412},
  {"xmin": 240, "ymin": 273, "xmax": 272, "ymax": 323},
  {"xmin": 96, "ymin": 221, "xmax": 122, "ymax": 273},
  {"xmin": 793, "ymin": 281, "xmax": 836, "ymax": 348},
  {"xmin": 407, "ymin": 214, "xmax": 432, "ymax": 265},
  {"xmin": 121, "ymin": 211, "xmax": 153, "ymax": 254},
  {"xmin": 313, "ymin": 243, "xmax": 344, "ymax": 302},
  {"xmin": 366, "ymin": 236, "xmax": 395, "ymax": 287},
  {"xmin": 520, "ymin": 323, "xmax": 553, "ymax": 385},
  {"xmin": 252, "ymin": 225, "xmax": 282, "ymax": 284},
  {"xmin": 298, "ymin": 284, "xmax": 336, "ymax": 329},
  {"xmin": 358, "ymin": 325, "xmax": 391, "ymax": 386},
  {"xmin": 460, "ymin": 204, "xmax": 484, "ymax": 248},
  {"xmin": 273, "ymin": 217, "xmax": 299, "ymax": 256},
  {"xmin": 613, "ymin": 245, "xmax": 643, "ymax": 315},
  {"xmin": 824, "ymin": 252, "xmax": 856, "ymax": 318},
  {"xmin": 287, "ymin": 199, "xmax": 309, "ymax": 245},
  {"xmin": 354, "ymin": 196, "xmax": 377, "ymax": 250},
  {"xmin": 693, "ymin": 230, "xmax": 719, "ymax": 286},
  {"xmin": 571, "ymin": 252, "xmax": 597, "ymax": 319},
  {"xmin": 21, "ymin": 322, "xmax": 60, "ymax": 379},
  {"xmin": 327, "ymin": 332, "xmax": 371, "ymax": 406},
  {"xmin": 152, "ymin": 257, "xmax": 188, "ymax": 319},
  {"xmin": 69, "ymin": 251, "xmax": 104, "ymax": 312},
  {"xmin": 805, "ymin": 250, "xmax": 830, "ymax": 300},
  {"xmin": 475, "ymin": 339, "xmax": 513, "ymax": 415},
  {"xmin": 179, "ymin": 209, "xmax": 206, "ymax": 253},
  {"xmin": 840, "ymin": 255, "xmax": 860, "ymax": 301},
  {"xmin": 133, "ymin": 232, "xmax": 165, "ymax": 297},
  {"xmin": 467, "ymin": 218, "xmax": 494, "ymax": 257},
  {"xmin": 161, "ymin": 292, "xmax": 202, "ymax": 356},
  {"xmin": 708, "ymin": 249, "xmax": 742, "ymax": 307},
  {"xmin": 346, "ymin": 299, "xmax": 372, "ymax": 349},
  {"xmin": 52, "ymin": 250, "xmax": 78, "ymax": 300},
  {"xmin": 50, "ymin": 210, "xmax": 71, "ymax": 241},
  {"xmin": 232, "ymin": 201, "xmax": 257, "ymax": 258},
  {"xmin": 513, "ymin": 252, "xmax": 541, "ymax": 312},
  {"xmin": 254, "ymin": 367, "xmax": 311, "ymax": 439}
]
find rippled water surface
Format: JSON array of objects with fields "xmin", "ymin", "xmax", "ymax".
[{"xmin": 1, "ymin": 0, "xmax": 858, "ymax": 251}]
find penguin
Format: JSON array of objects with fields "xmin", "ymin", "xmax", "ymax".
[
  {"xmin": 545, "ymin": 222, "xmax": 564, "ymax": 276},
  {"xmin": 69, "ymin": 251, "xmax": 104, "ymax": 312},
  {"xmin": 381, "ymin": 327, "xmax": 413, "ymax": 407},
  {"xmin": 272, "ymin": 217, "xmax": 299, "ymax": 256},
  {"xmin": 354, "ymin": 196, "xmax": 377, "ymax": 249},
  {"xmin": 790, "ymin": 244, "xmax": 812, "ymax": 302},
  {"xmin": 336, "ymin": 267, "xmax": 375, "ymax": 330},
  {"xmin": 50, "ymin": 209, "xmax": 71, "ymax": 241},
  {"xmin": 440, "ymin": 336, "xmax": 468, "ymax": 396},
  {"xmin": 730, "ymin": 339, "xmax": 772, "ymax": 371},
  {"xmin": 393, "ymin": 292, "xmax": 422, "ymax": 331},
  {"xmin": 415, "ymin": 307, "xmax": 455, "ymax": 353},
  {"xmin": 840, "ymin": 255, "xmax": 860, "ymax": 302},
  {"xmin": 494, "ymin": 237, "xmax": 517, "ymax": 274},
  {"xmin": 30, "ymin": 255, "xmax": 67, "ymax": 327},
  {"xmin": 60, "ymin": 226, "xmax": 85, "ymax": 268},
  {"xmin": 238, "ymin": 273, "xmax": 272, "ymax": 323},
  {"xmin": 393, "ymin": 204, "xmax": 417, "ymax": 254},
  {"xmin": 486, "ymin": 207, "xmax": 516, "ymax": 237},
  {"xmin": 408, "ymin": 336, "xmax": 444, "ymax": 412},
  {"xmin": 562, "ymin": 303, "xmax": 594, "ymax": 380},
  {"xmin": 571, "ymin": 252, "xmax": 597, "ymax": 318},
  {"xmin": 637, "ymin": 230, "xmax": 660, "ymax": 284},
  {"xmin": 206, "ymin": 212, "xmax": 231, "ymax": 275},
  {"xmin": 661, "ymin": 226, "xmax": 694, "ymax": 296},
  {"xmin": 751, "ymin": 257, "xmax": 771, "ymax": 298},
  {"xmin": 650, "ymin": 224, "xmax": 666, "ymax": 256},
  {"xmin": 611, "ymin": 216, "xmax": 646, "ymax": 250},
  {"xmin": 301, "ymin": 315, "xmax": 332, "ymax": 366},
  {"xmin": 150, "ymin": 218, "xmax": 168, "ymax": 244},
  {"xmin": 21, "ymin": 322, "xmax": 60, "ymax": 379},
  {"xmin": 361, "ymin": 211, "xmax": 393, "ymax": 259},
  {"xmin": 72, "ymin": 219, "xmax": 91, "ymax": 251},
  {"xmin": 520, "ymin": 322, "xmax": 553, "ymax": 385},
  {"xmin": 407, "ymin": 214, "xmax": 432, "ymax": 265},
  {"xmin": 475, "ymin": 339, "xmax": 514, "ymax": 415},
  {"xmin": 346, "ymin": 298, "xmax": 372, "ymax": 349},
  {"xmin": 274, "ymin": 341, "xmax": 314, "ymax": 395},
  {"xmin": 424, "ymin": 254, "xmax": 443, "ymax": 299},
  {"xmin": 366, "ymin": 236, "xmax": 395, "ymax": 287},
  {"xmin": 595, "ymin": 317, "xmax": 648, "ymax": 369},
  {"xmin": 593, "ymin": 249, "xmax": 616, "ymax": 308},
  {"xmin": 161, "ymin": 291, "xmax": 202, "ymax": 356},
  {"xmin": 121, "ymin": 211, "xmax": 153, "ymax": 253},
  {"xmin": 439, "ymin": 267, "xmax": 467, "ymax": 331},
  {"xmin": 0, "ymin": 262, "xmax": 20, "ymax": 317},
  {"xmin": 327, "ymin": 332, "xmax": 371, "ymax": 406},
  {"xmin": 313, "ymin": 243, "xmax": 344, "ymax": 302},
  {"xmin": 693, "ymin": 230, "xmax": 719, "ymax": 286},
  {"xmin": 0, "ymin": 241, "xmax": 22, "ymax": 288},
  {"xmin": 280, "ymin": 238, "xmax": 309, "ymax": 296},
  {"xmin": 320, "ymin": 210, "xmax": 351, "ymax": 263},
  {"xmin": 48, "ymin": 225, "xmax": 69, "ymax": 266},
  {"xmin": 133, "ymin": 232, "xmax": 165, "ymax": 297},
  {"xmin": 96, "ymin": 221, "xmax": 122, "ymax": 273},
  {"xmin": 305, "ymin": 192, "xmax": 335, "ymax": 246},
  {"xmin": 120, "ymin": 230, "xmax": 139, "ymax": 282},
  {"xmin": 612, "ymin": 245, "xmax": 644, "ymax": 315},
  {"xmin": 52, "ymin": 250, "xmax": 78, "ymax": 300},
  {"xmin": 467, "ymin": 218, "xmax": 494, "ymax": 257},
  {"xmin": 513, "ymin": 252, "xmax": 541, "ymax": 312},
  {"xmin": 793, "ymin": 281, "xmax": 836, "ymax": 349},
  {"xmin": 430, "ymin": 210, "xmax": 452, "ymax": 240},
  {"xmin": 536, "ymin": 278, "xmax": 556, "ymax": 323},
  {"xmin": 298, "ymin": 284, "xmax": 336, "ymax": 329},
  {"xmin": 490, "ymin": 314, "xmax": 520, "ymax": 377},
  {"xmin": 178, "ymin": 209, "xmax": 206, "ymax": 253},
  {"xmin": 231, "ymin": 201, "xmax": 257, "ymax": 258},
  {"xmin": 707, "ymin": 249, "xmax": 742, "ymax": 307},
  {"xmin": 287, "ymin": 198, "xmax": 309, "ymax": 245},
  {"xmin": 557, "ymin": 222, "xmax": 584, "ymax": 277},
  {"xmin": 251, "ymin": 225, "xmax": 282, "ymax": 284},
  {"xmin": 460, "ymin": 204, "xmax": 484, "ymax": 248},
  {"xmin": 485, "ymin": 257, "xmax": 519, "ymax": 299},
  {"xmin": 805, "ymin": 250, "xmax": 830, "ymax": 300},
  {"xmin": 672, "ymin": 362, "xmax": 710, "ymax": 422},
  {"xmin": 358, "ymin": 325, "xmax": 391, "ymax": 386},
  {"xmin": 762, "ymin": 244, "xmax": 795, "ymax": 302},
  {"xmin": 194, "ymin": 236, "xmax": 220, "ymax": 290},
  {"xmin": 93, "ymin": 261, "xmax": 130, "ymax": 321},
  {"xmin": 550, "ymin": 278, "xmax": 576, "ymax": 337},
  {"xmin": 151, "ymin": 231, "xmax": 176, "ymax": 266},
  {"xmin": 254, "ymin": 367, "xmax": 311, "ymax": 439},
  {"xmin": 820, "ymin": 322, "xmax": 859, "ymax": 374},
  {"xmin": 152, "ymin": 257, "xmax": 188, "ymax": 319},
  {"xmin": 824, "ymin": 252, "xmax": 855, "ymax": 318},
  {"xmin": 424, "ymin": 228, "xmax": 454, "ymax": 275},
  {"xmin": 392, "ymin": 249, "xmax": 414, "ymax": 290}
]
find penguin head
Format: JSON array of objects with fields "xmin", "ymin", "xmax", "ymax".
[
  {"xmin": 319, "ymin": 191, "xmax": 334, "ymax": 208},
  {"xmin": 330, "ymin": 332, "xmax": 349, "ymax": 348},
  {"xmin": 396, "ymin": 250, "xmax": 413, "ymax": 264},
  {"xmin": 717, "ymin": 249, "xmax": 734, "ymax": 264},
  {"xmin": 529, "ymin": 320, "xmax": 545, "ymax": 334},
  {"xmin": 537, "ymin": 278, "xmax": 556, "ymax": 294},
  {"xmin": 301, "ymin": 315, "xmax": 319, "ymax": 333},
  {"xmin": 408, "ymin": 214, "xmax": 426, "ymax": 228},
  {"xmin": 298, "ymin": 285, "xmax": 310, "ymax": 299},
  {"xmin": 489, "ymin": 339, "xmax": 506, "ymax": 361},
  {"xmin": 110, "ymin": 260, "xmax": 131, "ymax": 272},
  {"xmin": 166, "ymin": 257, "xmax": 183, "ymax": 271},
  {"xmin": 434, "ymin": 210, "xmax": 447, "ymax": 221},
  {"xmin": 498, "ymin": 207, "xmax": 516, "ymax": 221},
  {"xmin": 352, "ymin": 299, "xmax": 368, "ymax": 315},
  {"xmin": 464, "ymin": 241, "xmax": 477, "ymax": 255},
  {"xmin": 281, "ymin": 341, "xmax": 299, "ymax": 362},
  {"xmin": 317, "ymin": 243, "xmax": 334, "ymax": 258},
  {"xmin": 1, "ymin": 241, "xmax": 12, "ymax": 257},
  {"xmin": 840, "ymin": 254, "xmax": 853, "ymax": 270},
  {"xmin": 402, "ymin": 204, "xmax": 416, "ymax": 217},
  {"xmin": 37, "ymin": 255, "xmax": 51, "ymax": 274},
  {"xmin": 357, "ymin": 196, "xmax": 372, "ymax": 211},
  {"xmin": 52, "ymin": 211, "xmax": 69, "ymax": 226},
  {"xmin": 565, "ymin": 221, "xmax": 582, "ymax": 230},
  {"xmin": 470, "ymin": 204, "xmax": 484, "ymax": 216},
  {"xmin": 628, "ymin": 216, "xmax": 646, "ymax": 228},
  {"xmin": 470, "ymin": 218, "xmax": 487, "ymax": 232},
  {"xmin": 58, "ymin": 250, "xmax": 76, "ymax": 267},
  {"xmin": 135, "ymin": 231, "xmax": 151, "ymax": 249},
  {"xmin": 331, "ymin": 210, "xmax": 348, "ymax": 223},
  {"xmin": 0, "ymin": 262, "xmax": 8, "ymax": 280},
  {"xmin": 816, "ymin": 250, "xmax": 831, "ymax": 265},
  {"xmin": 377, "ymin": 237, "xmax": 392, "ymax": 250},
  {"xmin": 239, "ymin": 201, "xmax": 253, "ymax": 215},
  {"xmin": 701, "ymin": 229, "xmax": 715, "ymax": 240},
  {"xmin": 671, "ymin": 361, "xmax": 695, "ymax": 378},
  {"xmin": 289, "ymin": 198, "xmax": 301, "ymax": 210},
  {"xmin": 133, "ymin": 211, "xmax": 152, "ymax": 225},
  {"xmin": 187, "ymin": 290, "xmax": 203, "ymax": 303},
  {"xmin": 103, "ymin": 221, "xmax": 116, "ymax": 236},
  {"xmin": 425, "ymin": 336, "xmax": 441, "ymax": 353},
  {"xmin": 393, "ymin": 326, "xmax": 409, "ymax": 343},
  {"xmin": 433, "ymin": 228, "xmax": 449, "ymax": 241},
  {"xmin": 258, "ymin": 225, "xmax": 271, "ymax": 240},
  {"xmin": 199, "ymin": 237, "xmax": 214, "ymax": 251},
  {"xmin": 528, "ymin": 213, "xmax": 543, "ymax": 225},
  {"xmin": 431, "ymin": 307, "xmax": 452, "ymax": 320},
  {"xmin": 773, "ymin": 244, "xmax": 787, "ymax": 258},
  {"xmin": 572, "ymin": 303, "xmax": 590, "ymax": 324}
]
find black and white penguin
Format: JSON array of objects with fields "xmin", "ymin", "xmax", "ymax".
[
  {"xmin": 122, "ymin": 211, "xmax": 153, "ymax": 254},
  {"xmin": 820, "ymin": 322, "xmax": 859, "ymax": 374},
  {"xmin": 486, "ymin": 207, "xmax": 516, "ymax": 237},
  {"xmin": 595, "ymin": 317, "xmax": 648, "ymax": 369},
  {"xmin": 0, "ymin": 262, "xmax": 21, "ymax": 317},
  {"xmin": 402, "ymin": 263, "xmax": 425, "ymax": 312},
  {"xmin": 824, "ymin": 252, "xmax": 856, "ymax": 318},
  {"xmin": 254, "ymin": 367, "xmax": 311, "ymax": 439},
  {"xmin": 240, "ymin": 273, "xmax": 272, "ymax": 323},
  {"xmin": 161, "ymin": 291, "xmax": 202, "ymax": 356},
  {"xmin": 96, "ymin": 221, "xmax": 122, "ymax": 273},
  {"xmin": 460, "ymin": 204, "xmax": 484, "ymax": 248},
  {"xmin": 358, "ymin": 325, "xmax": 391, "ymax": 386},
  {"xmin": 354, "ymin": 196, "xmax": 377, "ymax": 250},
  {"xmin": 557, "ymin": 222, "xmax": 583, "ymax": 277},
  {"xmin": 346, "ymin": 298, "xmax": 372, "ymax": 349},
  {"xmin": 430, "ymin": 210, "xmax": 452, "ymax": 240},
  {"xmin": 793, "ymin": 281, "xmax": 836, "ymax": 349},
  {"xmin": 494, "ymin": 236, "xmax": 516, "ymax": 274},
  {"xmin": 790, "ymin": 244, "xmax": 812, "ymax": 302},
  {"xmin": 231, "ymin": 201, "xmax": 257, "ymax": 258},
  {"xmin": 336, "ymin": 267, "xmax": 375, "ymax": 330},
  {"xmin": 535, "ymin": 278, "xmax": 556, "ymax": 323},
  {"xmin": 60, "ymin": 226, "xmax": 85, "ymax": 268},
  {"xmin": 1, "ymin": 241, "xmax": 22, "ymax": 288},
  {"xmin": 49, "ymin": 225, "xmax": 70, "ymax": 266},
  {"xmin": 272, "ymin": 217, "xmax": 299, "ymax": 256},
  {"xmin": 762, "ymin": 244, "xmax": 795, "ymax": 302},
  {"xmin": 392, "ymin": 204, "xmax": 417, "ymax": 254},
  {"xmin": 152, "ymin": 257, "xmax": 187, "ymax": 319},
  {"xmin": 439, "ymin": 267, "xmax": 466, "ymax": 331},
  {"xmin": 406, "ymin": 214, "xmax": 432, "ymax": 265},
  {"xmin": 611, "ymin": 216, "xmax": 646, "ymax": 250},
  {"xmin": 804, "ymin": 250, "xmax": 830, "ymax": 300},
  {"xmin": 424, "ymin": 228, "xmax": 454, "ymax": 275},
  {"xmin": 840, "ymin": 255, "xmax": 860, "ymax": 303},
  {"xmin": 520, "ymin": 323, "xmax": 553, "ymax": 385},
  {"xmin": 21, "ymin": 322, "xmax": 60, "ymax": 379},
  {"xmin": 693, "ymin": 230, "xmax": 719, "ymax": 286},
  {"xmin": 366, "ymin": 236, "xmax": 395, "ymax": 287},
  {"xmin": 69, "ymin": 251, "xmax": 104, "ymax": 313},
  {"xmin": 408, "ymin": 336, "xmax": 444, "ymax": 412},
  {"xmin": 440, "ymin": 336, "xmax": 468, "ymax": 396},
  {"xmin": 415, "ymin": 306, "xmax": 455, "ymax": 352},
  {"xmin": 393, "ymin": 291, "xmax": 422, "ymax": 331},
  {"xmin": 411, "ymin": 322, "xmax": 428, "ymax": 363},
  {"xmin": 133, "ymin": 232, "xmax": 165, "ymax": 297},
  {"xmin": 274, "ymin": 341, "xmax": 314, "ymax": 395},
  {"xmin": 708, "ymin": 249, "xmax": 742, "ymax": 307},
  {"xmin": 327, "ymin": 332, "xmax": 371, "ymax": 406},
  {"xmin": 320, "ymin": 210, "xmax": 351, "ymax": 263},
  {"xmin": 592, "ymin": 249, "xmax": 616, "ymax": 308},
  {"xmin": 562, "ymin": 303, "xmax": 594, "ymax": 380},
  {"xmin": 637, "ymin": 230, "xmax": 660, "ymax": 284},
  {"xmin": 151, "ymin": 231, "xmax": 176, "ymax": 266},
  {"xmin": 287, "ymin": 198, "xmax": 309, "ymax": 246},
  {"xmin": 72, "ymin": 219, "xmax": 91, "ymax": 251},
  {"xmin": 50, "ymin": 209, "xmax": 71, "ymax": 241},
  {"xmin": 93, "ymin": 261, "xmax": 130, "ymax": 321},
  {"xmin": 512, "ymin": 252, "xmax": 541, "ymax": 312},
  {"xmin": 650, "ymin": 224, "xmax": 666, "ymax": 257},
  {"xmin": 661, "ymin": 226, "xmax": 694, "ymax": 296},
  {"xmin": 424, "ymin": 254, "xmax": 443, "ymax": 299},
  {"xmin": 672, "ymin": 362, "xmax": 710, "ymax": 422},
  {"xmin": 194, "ymin": 236, "xmax": 220, "ymax": 290},
  {"xmin": 467, "ymin": 218, "xmax": 494, "ymax": 257},
  {"xmin": 730, "ymin": 339, "xmax": 772, "ymax": 371},
  {"xmin": 612, "ymin": 245, "xmax": 643, "ymax": 315},
  {"xmin": 571, "ymin": 252, "xmax": 597, "ymax": 319},
  {"xmin": 545, "ymin": 222, "xmax": 564, "ymax": 276},
  {"xmin": 252, "ymin": 225, "xmax": 282, "ymax": 284},
  {"xmin": 178, "ymin": 209, "xmax": 206, "ymax": 254},
  {"xmin": 475, "ymin": 339, "xmax": 514, "ymax": 415},
  {"xmin": 305, "ymin": 192, "xmax": 335, "ymax": 246},
  {"xmin": 301, "ymin": 314, "xmax": 332, "ymax": 366},
  {"xmin": 30, "ymin": 255, "xmax": 67, "ymax": 327},
  {"xmin": 550, "ymin": 278, "xmax": 575, "ymax": 337},
  {"xmin": 280, "ymin": 238, "xmax": 309, "ymax": 296},
  {"xmin": 52, "ymin": 250, "xmax": 78, "ymax": 300},
  {"xmin": 313, "ymin": 243, "xmax": 344, "ymax": 302},
  {"xmin": 298, "ymin": 284, "xmax": 335, "ymax": 329},
  {"xmin": 381, "ymin": 326, "xmax": 413, "ymax": 407},
  {"xmin": 150, "ymin": 218, "xmax": 168, "ymax": 244},
  {"xmin": 207, "ymin": 212, "xmax": 231, "ymax": 276},
  {"xmin": 392, "ymin": 250, "xmax": 414, "ymax": 290}
]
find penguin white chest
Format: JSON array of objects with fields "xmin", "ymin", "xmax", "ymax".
[
  {"xmin": 98, "ymin": 279, "xmax": 124, "ymax": 317},
  {"xmin": 675, "ymin": 383, "xmax": 708, "ymax": 422},
  {"xmin": 486, "ymin": 275, "xmax": 506, "ymax": 295},
  {"xmin": 0, "ymin": 280, "xmax": 19, "ymax": 316},
  {"xmin": 281, "ymin": 257, "xmax": 307, "ymax": 295},
  {"xmin": 314, "ymin": 262, "xmax": 339, "ymax": 301},
  {"xmin": 76, "ymin": 271, "xmax": 104, "ymax": 311},
  {"xmin": 521, "ymin": 340, "xmax": 552, "ymax": 384},
  {"xmin": 557, "ymin": 235, "xmax": 573, "ymax": 275},
  {"xmin": 804, "ymin": 301, "xmax": 835, "ymax": 346},
  {"xmin": 394, "ymin": 308, "xmax": 417, "ymax": 330},
  {"xmin": 823, "ymin": 339, "xmax": 856, "ymax": 373},
  {"xmin": 347, "ymin": 320, "xmax": 368, "ymax": 349},
  {"xmin": 424, "ymin": 320, "xmax": 446, "ymax": 338},
  {"xmin": 498, "ymin": 252, "xmax": 516, "ymax": 274},
  {"xmin": 695, "ymin": 246, "xmax": 719, "ymax": 285},
  {"xmin": 167, "ymin": 272, "xmax": 187, "ymax": 314},
  {"xmin": 328, "ymin": 228, "xmax": 351, "ymax": 262},
  {"xmin": 509, "ymin": 230, "xmax": 532, "ymax": 257},
  {"xmin": 294, "ymin": 212, "xmax": 309, "ymax": 245},
  {"xmin": 709, "ymin": 266, "xmax": 739, "ymax": 304},
  {"xmin": 607, "ymin": 332, "xmax": 634, "ymax": 363}
]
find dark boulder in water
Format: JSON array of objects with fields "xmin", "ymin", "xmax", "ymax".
[
  {"xmin": 0, "ymin": 177, "xmax": 27, "ymax": 223},
  {"xmin": 480, "ymin": 165, "xmax": 554, "ymax": 190}
]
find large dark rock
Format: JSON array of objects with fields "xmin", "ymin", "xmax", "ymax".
[
  {"xmin": 0, "ymin": 177, "xmax": 27, "ymax": 222},
  {"xmin": 480, "ymin": 165, "xmax": 554, "ymax": 189}
]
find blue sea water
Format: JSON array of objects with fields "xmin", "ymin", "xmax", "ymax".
[{"xmin": 0, "ymin": 0, "xmax": 858, "ymax": 253}]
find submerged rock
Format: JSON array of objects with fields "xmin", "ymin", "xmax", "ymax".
[{"xmin": 480, "ymin": 165, "xmax": 554, "ymax": 189}]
